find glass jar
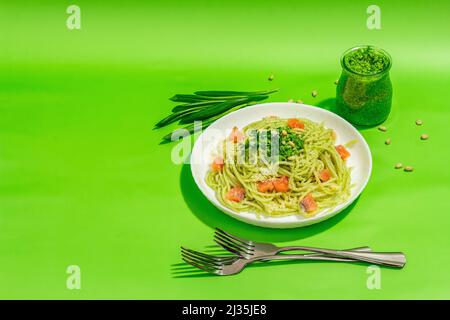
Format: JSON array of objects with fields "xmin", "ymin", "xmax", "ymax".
[{"xmin": 336, "ymin": 45, "xmax": 393, "ymax": 126}]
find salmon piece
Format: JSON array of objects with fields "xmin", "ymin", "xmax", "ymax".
[
  {"xmin": 272, "ymin": 176, "xmax": 290, "ymax": 192},
  {"xmin": 319, "ymin": 168, "xmax": 331, "ymax": 182},
  {"xmin": 211, "ymin": 157, "xmax": 224, "ymax": 172},
  {"xmin": 257, "ymin": 180, "xmax": 275, "ymax": 193},
  {"xmin": 335, "ymin": 144, "xmax": 350, "ymax": 161},
  {"xmin": 287, "ymin": 118, "xmax": 305, "ymax": 129},
  {"xmin": 301, "ymin": 193, "xmax": 318, "ymax": 213},
  {"xmin": 229, "ymin": 126, "xmax": 245, "ymax": 143},
  {"xmin": 226, "ymin": 186, "xmax": 245, "ymax": 202}
]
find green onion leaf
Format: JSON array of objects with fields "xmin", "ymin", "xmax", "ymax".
[
  {"xmin": 170, "ymin": 94, "xmax": 236, "ymax": 102},
  {"xmin": 178, "ymin": 95, "xmax": 268, "ymax": 124},
  {"xmin": 171, "ymin": 100, "xmax": 222, "ymax": 112},
  {"xmin": 154, "ymin": 108, "xmax": 201, "ymax": 128},
  {"xmin": 194, "ymin": 89, "xmax": 278, "ymax": 97}
]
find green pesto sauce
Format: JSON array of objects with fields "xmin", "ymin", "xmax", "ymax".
[
  {"xmin": 344, "ymin": 47, "xmax": 389, "ymax": 75},
  {"xmin": 245, "ymin": 127, "xmax": 304, "ymax": 161},
  {"xmin": 336, "ymin": 46, "xmax": 393, "ymax": 126},
  {"xmin": 278, "ymin": 127, "xmax": 304, "ymax": 160}
]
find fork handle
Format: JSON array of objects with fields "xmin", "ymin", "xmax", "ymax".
[
  {"xmin": 301, "ymin": 246, "xmax": 371, "ymax": 257},
  {"xmin": 277, "ymin": 246, "xmax": 406, "ymax": 268},
  {"xmin": 254, "ymin": 254, "xmax": 364, "ymax": 263},
  {"xmin": 257, "ymin": 247, "xmax": 372, "ymax": 263}
]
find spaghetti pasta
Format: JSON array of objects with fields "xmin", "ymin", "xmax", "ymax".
[{"xmin": 206, "ymin": 116, "xmax": 352, "ymax": 217}]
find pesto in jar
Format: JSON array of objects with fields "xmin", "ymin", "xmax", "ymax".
[{"xmin": 336, "ymin": 46, "xmax": 393, "ymax": 126}]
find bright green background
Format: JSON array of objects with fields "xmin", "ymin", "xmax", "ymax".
[{"xmin": 1, "ymin": 0, "xmax": 450, "ymax": 299}]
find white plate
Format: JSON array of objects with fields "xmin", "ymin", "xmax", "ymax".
[{"xmin": 190, "ymin": 102, "xmax": 372, "ymax": 228}]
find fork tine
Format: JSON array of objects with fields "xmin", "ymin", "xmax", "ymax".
[
  {"xmin": 181, "ymin": 247, "xmax": 237, "ymax": 267},
  {"xmin": 214, "ymin": 233, "xmax": 250, "ymax": 251},
  {"xmin": 215, "ymin": 228, "xmax": 254, "ymax": 247},
  {"xmin": 181, "ymin": 248, "xmax": 226, "ymax": 263},
  {"xmin": 190, "ymin": 250, "xmax": 236, "ymax": 262},
  {"xmin": 181, "ymin": 249, "xmax": 224, "ymax": 267},
  {"xmin": 214, "ymin": 233, "xmax": 254, "ymax": 255},
  {"xmin": 181, "ymin": 250, "xmax": 227, "ymax": 267},
  {"xmin": 214, "ymin": 238, "xmax": 246, "ymax": 257},
  {"xmin": 181, "ymin": 247, "xmax": 235, "ymax": 262},
  {"xmin": 182, "ymin": 257, "xmax": 220, "ymax": 275}
]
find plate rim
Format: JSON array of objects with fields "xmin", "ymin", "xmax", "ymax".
[{"xmin": 190, "ymin": 102, "xmax": 372, "ymax": 228}]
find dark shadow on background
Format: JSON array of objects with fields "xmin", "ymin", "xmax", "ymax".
[
  {"xmin": 180, "ymin": 164, "xmax": 359, "ymax": 243},
  {"xmin": 316, "ymin": 97, "xmax": 378, "ymax": 131},
  {"xmin": 316, "ymin": 97, "xmax": 338, "ymax": 113}
]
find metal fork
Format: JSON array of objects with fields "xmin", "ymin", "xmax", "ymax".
[
  {"xmin": 214, "ymin": 228, "xmax": 406, "ymax": 268},
  {"xmin": 182, "ymin": 246, "xmax": 375, "ymax": 276},
  {"xmin": 182, "ymin": 245, "xmax": 371, "ymax": 265}
]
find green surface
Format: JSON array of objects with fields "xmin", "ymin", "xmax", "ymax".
[{"xmin": 1, "ymin": 1, "xmax": 450, "ymax": 299}]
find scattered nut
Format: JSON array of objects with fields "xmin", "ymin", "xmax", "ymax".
[
  {"xmin": 268, "ymin": 74, "xmax": 274, "ymax": 81},
  {"xmin": 415, "ymin": 119, "xmax": 423, "ymax": 126},
  {"xmin": 404, "ymin": 166, "xmax": 414, "ymax": 172},
  {"xmin": 288, "ymin": 141, "xmax": 296, "ymax": 147},
  {"xmin": 378, "ymin": 125, "xmax": 387, "ymax": 132},
  {"xmin": 281, "ymin": 129, "xmax": 288, "ymax": 136},
  {"xmin": 385, "ymin": 138, "xmax": 391, "ymax": 145},
  {"xmin": 281, "ymin": 140, "xmax": 286, "ymax": 145},
  {"xmin": 420, "ymin": 134, "xmax": 429, "ymax": 140},
  {"xmin": 288, "ymin": 99, "xmax": 294, "ymax": 103},
  {"xmin": 311, "ymin": 90, "xmax": 318, "ymax": 97},
  {"xmin": 395, "ymin": 163, "xmax": 403, "ymax": 169},
  {"xmin": 297, "ymin": 99, "xmax": 304, "ymax": 104}
]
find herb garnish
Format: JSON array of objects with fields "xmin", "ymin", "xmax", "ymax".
[
  {"xmin": 278, "ymin": 127, "xmax": 304, "ymax": 160},
  {"xmin": 245, "ymin": 127, "xmax": 304, "ymax": 161}
]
